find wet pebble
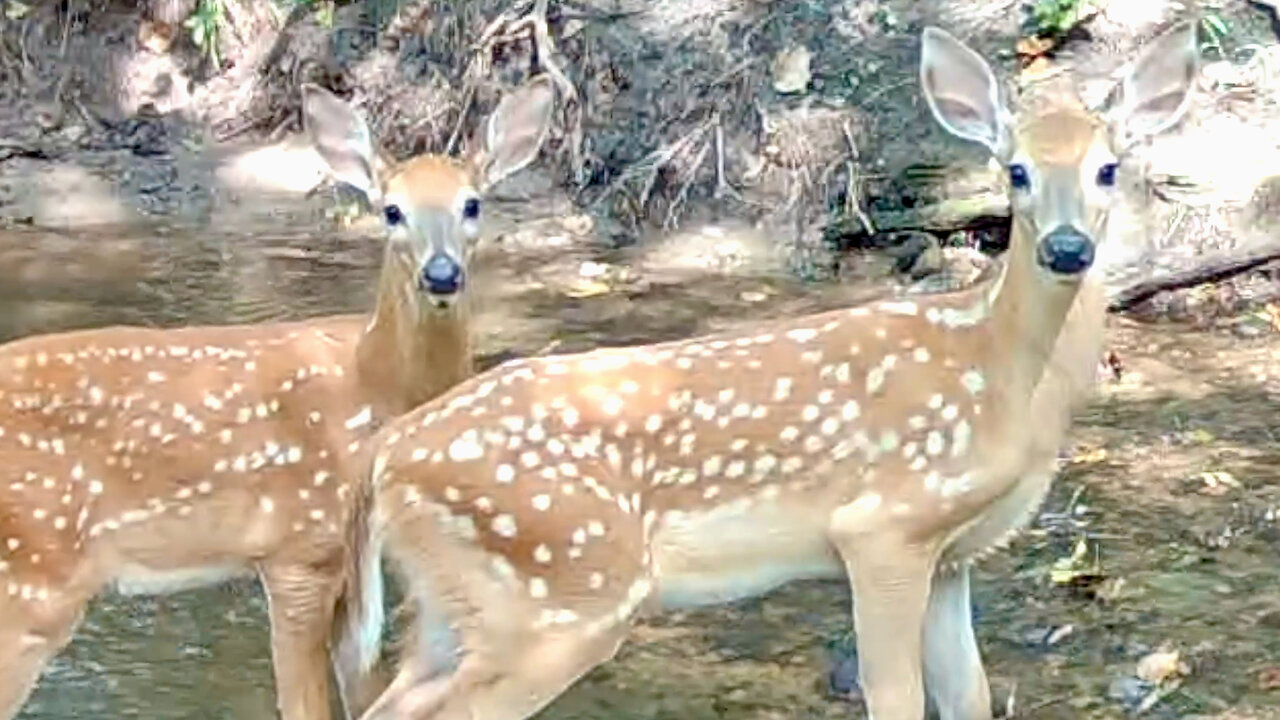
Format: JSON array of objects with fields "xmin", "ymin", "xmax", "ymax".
[
  {"xmin": 1107, "ymin": 675, "xmax": 1154, "ymax": 710},
  {"xmin": 1257, "ymin": 609, "xmax": 1280, "ymax": 629},
  {"xmin": 827, "ymin": 652, "xmax": 861, "ymax": 699}
]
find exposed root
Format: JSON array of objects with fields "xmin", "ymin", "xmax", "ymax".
[
  {"xmin": 664, "ymin": 135, "xmax": 712, "ymax": 229},
  {"xmin": 713, "ymin": 116, "xmax": 744, "ymax": 202},
  {"xmin": 588, "ymin": 119, "xmax": 714, "ymax": 226}
]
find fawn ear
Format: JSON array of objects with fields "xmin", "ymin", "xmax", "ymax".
[
  {"xmin": 301, "ymin": 83, "xmax": 383, "ymax": 203},
  {"xmin": 919, "ymin": 26, "xmax": 1011, "ymax": 157},
  {"xmin": 475, "ymin": 75, "xmax": 557, "ymax": 191},
  {"xmin": 1108, "ymin": 22, "xmax": 1199, "ymax": 146}
]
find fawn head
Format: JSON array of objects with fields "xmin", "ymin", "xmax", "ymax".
[
  {"xmin": 300, "ymin": 77, "xmax": 556, "ymax": 309},
  {"xmin": 920, "ymin": 24, "xmax": 1198, "ymax": 282}
]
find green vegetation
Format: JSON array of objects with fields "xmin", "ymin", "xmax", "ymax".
[
  {"xmin": 185, "ymin": 0, "xmax": 345, "ymax": 65},
  {"xmin": 275, "ymin": 0, "xmax": 338, "ymax": 23},
  {"xmin": 1024, "ymin": 0, "xmax": 1083, "ymax": 39},
  {"xmin": 183, "ymin": 0, "xmax": 226, "ymax": 67},
  {"xmin": 1198, "ymin": 11, "xmax": 1232, "ymax": 59}
]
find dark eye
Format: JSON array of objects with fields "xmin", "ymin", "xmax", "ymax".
[
  {"xmin": 383, "ymin": 204, "xmax": 404, "ymax": 226},
  {"xmin": 1096, "ymin": 162, "xmax": 1119, "ymax": 188},
  {"xmin": 1008, "ymin": 164, "xmax": 1031, "ymax": 190},
  {"xmin": 462, "ymin": 197, "xmax": 481, "ymax": 222}
]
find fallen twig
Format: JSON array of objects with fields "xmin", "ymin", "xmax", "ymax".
[
  {"xmin": 841, "ymin": 121, "xmax": 875, "ymax": 235},
  {"xmin": 445, "ymin": 82, "xmax": 478, "ymax": 155},
  {"xmin": 712, "ymin": 115, "xmax": 743, "ymax": 202},
  {"xmin": 608, "ymin": 120, "xmax": 712, "ymax": 218},
  {"xmin": 1012, "ymin": 692, "xmax": 1070, "ymax": 716}
]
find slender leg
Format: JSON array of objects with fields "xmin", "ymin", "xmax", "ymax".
[
  {"xmin": 362, "ymin": 615, "xmax": 629, "ymax": 720},
  {"xmin": 833, "ymin": 536, "xmax": 936, "ymax": 720},
  {"xmin": 923, "ymin": 563, "xmax": 993, "ymax": 720},
  {"xmin": 0, "ymin": 591, "xmax": 87, "ymax": 720},
  {"xmin": 333, "ymin": 648, "xmax": 393, "ymax": 720},
  {"xmin": 260, "ymin": 561, "xmax": 345, "ymax": 720}
]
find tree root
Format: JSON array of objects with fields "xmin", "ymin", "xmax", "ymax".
[{"xmin": 588, "ymin": 119, "xmax": 714, "ymax": 223}]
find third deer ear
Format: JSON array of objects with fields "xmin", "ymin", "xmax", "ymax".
[
  {"xmin": 1108, "ymin": 22, "xmax": 1200, "ymax": 146},
  {"xmin": 300, "ymin": 84, "xmax": 384, "ymax": 204},
  {"xmin": 474, "ymin": 76, "xmax": 558, "ymax": 191}
]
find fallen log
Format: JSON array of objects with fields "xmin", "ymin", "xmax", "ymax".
[{"xmin": 1108, "ymin": 242, "xmax": 1280, "ymax": 313}]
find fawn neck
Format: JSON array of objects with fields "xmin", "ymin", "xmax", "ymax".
[
  {"xmin": 981, "ymin": 220, "xmax": 1086, "ymax": 428},
  {"xmin": 356, "ymin": 245, "xmax": 473, "ymax": 417}
]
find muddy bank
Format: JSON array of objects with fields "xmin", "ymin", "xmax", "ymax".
[{"xmin": 1, "ymin": 1, "xmax": 1279, "ymax": 308}]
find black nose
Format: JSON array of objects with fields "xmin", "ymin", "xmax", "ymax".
[
  {"xmin": 1036, "ymin": 226, "xmax": 1095, "ymax": 275},
  {"xmin": 419, "ymin": 253, "xmax": 463, "ymax": 295}
]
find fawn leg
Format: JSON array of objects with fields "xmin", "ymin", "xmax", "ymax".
[
  {"xmin": 0, "ymin": 589, "xmax": 87, "ymax": 720},
  {"xmin": 360, "ymin": 509, "xmax": 645, "ymax": 720},
  {"xmin": 260, "ymin": 561, "xmax": 345, "ymax": 720},
  {"xmin": 833, "ymin": 534, "xmax": 936, "ymax": 720},
  {"xmin": 923, "ymin": 563, "xmax": 993, "ymax": 720},
  {"xmin": 362, "ymin": 618, "xmax": 629, "ymax": 720}
]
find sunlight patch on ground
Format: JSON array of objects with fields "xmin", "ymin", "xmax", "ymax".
[
  {"xmin": 629, "ymin": 221, "xmax": 789, "ymax": 281},
  {"xmin": 214, "ymin": 135, "xmax": 330, "ymax": 195}
]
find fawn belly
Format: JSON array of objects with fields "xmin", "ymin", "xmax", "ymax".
[
  {"xmin": 651, "ymin": 498, "xmax": 843, "ymax": 610},
  {"xmin": 112, "ymin": 563, "xmax": 254, "ymax": 596},
  {"xmin": 103, "ymin": 492, "xmax": 285, "ymax": 596}
]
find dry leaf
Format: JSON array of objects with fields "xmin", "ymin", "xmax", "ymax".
[
  {"xmin": 560, "ymin": 214, "xmax": 593, "ymax": 235},
  {"xmin": 1070, "ymin": 447, "xmax": 1107, "ymax": 464},
  {"xmin": 1187, "ymin": 429, "xmax": 1215, "ymax": 445},
  {"xmin": 771, "ymin": 46, "xmax": 812, "ymax": 94},
  {"xmin": 137, "ymin": 20, "xmax": 176, "ymax": 54},
  {"xmin": 563, "ymin": 279, "xmax": 611, "ymax": 298},
  {"xmin": 1019, "ymin": 56, "xmax": 1053, "ymax": 81},
  {"xmin": 1136, "ymin": 649, "xmax": 1187, "ymax": 684},
  {"xmin": 1197, "ymin": 470, "xmax": 1241, "ymax": 496},
  {"xmin": 578, "ymin": 261, "xmax": 611, "ymax": 279}
]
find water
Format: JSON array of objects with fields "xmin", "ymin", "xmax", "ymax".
[{"xmin": 0, "ymin": 225, "xmax": 384, "ymax": 344}]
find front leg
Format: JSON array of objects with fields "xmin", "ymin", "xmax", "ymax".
[
  {"xmin": 832, "ymin": 531, "xmax": 937, "ymax": 720},
  {"xmin": 924, "ymin": 563, "xmax": 993, "ymax": 720},
  {"xmin": 259, "ymin": 561, "xmax": 345, "ymax": 720}
]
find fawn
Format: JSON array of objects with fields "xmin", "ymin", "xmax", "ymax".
[
  {"xmin": 344, "ymin": 24, "xmax": 1195, "ymax": 720},
  {"xmin": 0, "ymin": 76, "xmax": 554, "ymax": 720}
]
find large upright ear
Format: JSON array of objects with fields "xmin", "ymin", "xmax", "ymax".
[
  {"xmin": 300, "ymin": 83, "xmax": 382, "ymax": 202},
  {"xmin": 1112, "ymin": 22, "xmax": 1199, "ymax": 144},
  {"xmin": 477, "ymin": 75, "xmax": 557, "ymax": 191},
  {"xmin": 920, "ymin": 26, "xmax": 1010, "ymax": 156}
]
